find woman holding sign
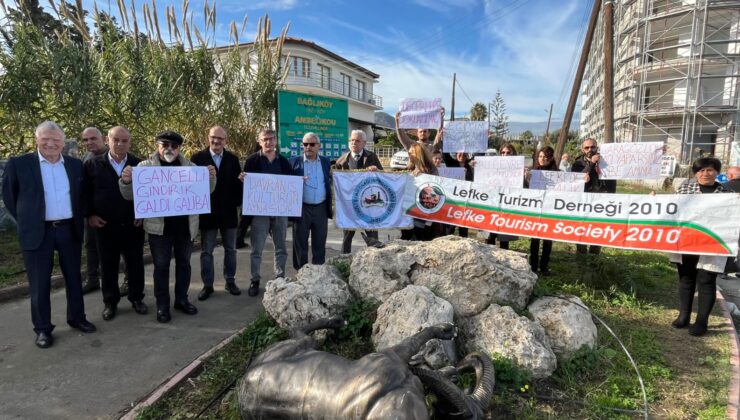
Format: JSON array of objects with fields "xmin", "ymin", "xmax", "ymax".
[
  {"xmin": 526, "ymin": 146, "xmax": 558, "ymax": 276},
  {"xmin": 486, "ymin": 143, "xmax": 520, "ymax": 249},
  {"xmin": 671, "ymin": 157, "xmax": 730, "ymax": 336},
  {"xmin": 402, "ymin": 143, "xmax": 439, "ymax": 241}
]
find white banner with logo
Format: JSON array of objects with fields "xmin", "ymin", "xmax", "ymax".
[{"xmin": 333, "ymin": 171, "xmax": 413, "ymax": 229}]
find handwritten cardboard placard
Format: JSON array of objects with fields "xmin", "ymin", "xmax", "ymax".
[
  {"xmin": 473, "ymin": 156, "xmax": 525, "ymax": 189},
  {"xmin": 398, "ymin": 98, "xmax": 442, "ymax": 129},
  {"xmin": 438, "ymin": 167, "xmax": 466, "ymax": 180},
  {"xmin": 660, "ymin": 155, "xmax": 676, "ymax": 177},
  {"xmin": 133, "ymin": 166, "xmax": 211, "ymax": 219},
  {"xmin": 598, "ymin": 142, "xmax": 664, "ymax": 180},
  {"xmin": 529, "ymin": 170, "xmax": 586, "ymax": 192},
  {"xmin": 242, "ymin": 173, "xmax": 303, "ymax": 217},
  {"xmin": 442, "ymin": 121, "xmax": 488, "ymax": 153}
]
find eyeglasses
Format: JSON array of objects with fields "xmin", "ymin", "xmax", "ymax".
[
  {"xmin": 82, "ymin": 137, "xmax": 99, "ymax": 142},
  {"xmin": 157, "ymin": 141, "xmax": 179, "ymax": 149},
  {"xmin": 302, "ymin": 143, "xmax": 318, "ymax": 147},
  {"xmin": 583, "ymin": 146, "xmax": 597, "ymax": 150}
]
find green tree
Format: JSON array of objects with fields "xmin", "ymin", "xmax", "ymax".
[
  {"xmin": 520, "ymin": 130, "xmax": 534, "ymax": 141},
  {"xmin": 469, "ymin": 102, "xmax": 487, "ymax": 121},
  {"xmin": 488, "ymin": 90, "xmax": 508, "ymax": 148}
]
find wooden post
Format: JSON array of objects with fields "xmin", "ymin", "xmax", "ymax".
[
  {"xmin": 603, "ymin": 0, "xmax": 615, "ymax": 144},
  {"xmin": 555, "ymin": 0, "xmax": 602, "ymax": 160},
  {"xmin": 451, "ymin": 73, "xmax": 456, "ymax": 121}
]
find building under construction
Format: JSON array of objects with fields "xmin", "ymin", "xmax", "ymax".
[{"xmin": 579, "ymin": 0, "xmax": 740, "ymax": 164}]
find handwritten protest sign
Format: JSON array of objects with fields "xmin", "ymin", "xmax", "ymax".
[
  {"xmin": 598, "ymin": 142, "xmax": 664, "ymax": 180},
  {"xmin": 442, "ymin": 121, "xmax": 488, "ymax": 153},
  {"xmin": 242, "ymin": 173, "xmax": 303, "ymax": 217},
  {"xmin": 404, "ymin": 174, "xmax": 740, "ymax": 256},
  {"xmin": 438, "ymin": 167, "xmax": 466, "ymax": 180},
  {"xmin": 473, "ymin": 156, "xmax": 525, "ymax": 189},
  {"xmin": 529, "ymin": 170, "xmax": 586, "ymax": 192},
  {"xmin": 133, "ymin": 166, "xmax": 211, "ymax": 219},
  {"xmin": 731, "ymin": 141, "xmax": 740, "ymax": 166},
  {"xmin": 660, "ymin": 155, "xmax": 676, "ymax": 177},
  {"xmin": 398, "ymin": 98, "xmax": 442, "ymax": 129}
]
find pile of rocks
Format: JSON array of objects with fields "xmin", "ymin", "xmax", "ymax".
[{"xmin": 262, "ymin": 235, "xmax": 598, "ymax": 379}]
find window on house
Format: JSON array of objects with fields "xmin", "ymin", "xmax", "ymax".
[
  {"xmin": 341, "ymin": 73, "xmax": 351, "ymax": 96},
  {"xmin": 292, "ymin": 57, "xmax": 311, "ymax": 78},
  {"xmin": 318, "ymin": 64, "xmax": 331, "ymax": 89},
  {"xmin": 357, "ymin": 80, "xmax": 366, "ymax": 101}
]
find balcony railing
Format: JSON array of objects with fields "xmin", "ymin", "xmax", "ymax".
[{"xmin": 284, "ymin": 71, "xmax": 383, "ymax": 108}]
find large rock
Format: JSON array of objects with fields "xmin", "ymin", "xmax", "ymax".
[
  {"xmin": 263, "ymin": 265, "xmax": 352, "ymax": 336},
  {"xmin": 372, "ymin": 285, "xmax": 456, "ymax": 369},
  {"xmin": 461, "ymin": 304, "xmax": 557, "ymax": 379},
  {"xmin": 527, "ymin": 296, "xmax": 597, "ymax": 361},
  {"xmin": 350, "ymin": 236, "xmax": 537, "ymax": 316}
]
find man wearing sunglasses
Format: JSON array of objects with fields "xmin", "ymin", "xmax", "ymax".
[
  {"xmin": 119, "ymin": 131, "xmax": 217, "ymax": 323},
  {"xmin": 570, "ymin": 138, "xmax": 615, "ymax": 255},
  {"xmin": 289, "ymin": 132, "xmax": 333, "ymax": 270}
]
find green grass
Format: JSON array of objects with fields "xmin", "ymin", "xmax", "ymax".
[
  {"xmin": 136, "ymin": 238, "xmax": 733, "ymax": 419},
  {"xmin": 0, "ymin": 229, "xmax": 27, "ymax": 288}
]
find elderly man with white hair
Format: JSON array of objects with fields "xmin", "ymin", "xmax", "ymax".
[
  {"xmin": 333, "ymin": 130, "xmax": 384, "ymax": 253},
  {"xmin": 289, "ymin": 132, "xmax": 333, "ymax": 269},
  {"xmin": 3, "ymin": 121, "xmax": 97, "ymax": 348}
]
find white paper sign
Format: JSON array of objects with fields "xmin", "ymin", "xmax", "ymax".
[
  {"xmin": 730, "ymin": 141, "xmax": 740, "ymax": 166},
  {"xmin": 529, "ymin": 170, "xmax": 586, "ymax": 192},
  {"xmin": 442, "ymin": 121, "xmax": 488, "ymax": 153},
  {"xmin": 242, "ymin": 173, "xmax": 303, "ymax": 217},
  {"xmin": 438, "ymin": 167, "xmax": 466, "ymax": 180},
  {"xmin": 133, "ymin": 166, "xmax": 211, "ymax": 219},
  {"xmin": 598, "ymin": 142, "xmax": 664, "ymax": 180},
  {"xmin": 398, "ymin": 98, "xmax": 442, "ymax": 129},
  {"xmin": 473, "ymin": 156, "xmax": 525, "ymax": 189},
  {"xmin": 660, "ymin": 155, "xmax": 676, "ymax": 177}
]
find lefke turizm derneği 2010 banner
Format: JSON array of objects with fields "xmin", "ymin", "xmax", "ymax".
[{"xmin": 405, "ymin": 174, "xmax": 740, "ymax": 256}]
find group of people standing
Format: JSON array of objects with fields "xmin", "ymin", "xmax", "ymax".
[
  {"xmin": 1, "ymin": 121, "xmax": 381, "ymax": 349},
  {"xmin": 3, "ymin": 117, "xmax": 739, "ymax": 349}
]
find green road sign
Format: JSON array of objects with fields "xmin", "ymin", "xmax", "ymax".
[{"xmin": 277, "ymin": 90, "xmax": 349, "ymax": 159}]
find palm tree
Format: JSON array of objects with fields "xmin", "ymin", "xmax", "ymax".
[{"xmin": 470, "ymin": 102, "xmax": 487, "ymax": 121}]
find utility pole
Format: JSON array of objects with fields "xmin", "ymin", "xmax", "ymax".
[
  {"xmin": 544, "ymin": 103, "xmax": 553, "ymax": 144},
  {"xmin": 555, "ymin": 0, "xmax": 602, "ymax": 160},
  {"xmin": 603, "ymin": 0, "xmax": 615, "ymax": 144},
  {"xmin": 451, "ymin": 73, "xmax": 456, "ymax": 121}
]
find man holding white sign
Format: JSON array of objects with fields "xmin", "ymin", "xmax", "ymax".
[
  {"xmin": 395, "ymin": 101, "xmax": 444, "ymax": 155},
  {"xmin": 120, "ymin": 131, "xmax": 216, "ymax": 323},
  {"xmin": 240, "ymin": 129, "xmax": 296, "ymax": 298}
]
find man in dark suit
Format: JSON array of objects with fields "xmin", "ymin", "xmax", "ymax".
[
  {"xmin": 2, "ymin": 121, "xmax": 97, "ymax": 348},
  {"xmin": 289, "ymin": 132, "xmax": 333, "ymax": 270},
  {"xmin": 191, "ymin": 125, "xmax": 243, "ymax": 300},
  {"xmin": 84, "ymin": 126, "xmax": 147, "ymax": 321},
  {"xmin": 80, "ymin": 126, "xmax": 108, "ymax": 294},
  {"xmin": 334, "ymin": 130, "xmax": 383, "ymax": 254}
]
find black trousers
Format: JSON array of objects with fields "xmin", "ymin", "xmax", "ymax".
[
  {"xmin": 292, "ymin": 203, "xmax": 328, "ymax": 270},
  {"xmin": 22, "ymin": 221, "xmax": 86, "ymax": 333},
  {"xmin": 149, "ymin": 232, "xmax": 192, "ymax": 308},
  {"xmin": 576, "ymin": 244, "xmax": 601, "ymax": 254},
  {"xmin": 98, "ymin": 222, "xmax": 145, "ymax": 306},
  {"xmin": 530, "ymin": 238, "xmax": 553, "ymax": 271},
  {"xmin": 676, "ymin": 254, "xmax": 717, "ymax": 324},
  {"xmin": 341, "ymin": 230, "xmax": 378, "ymax": 254}
]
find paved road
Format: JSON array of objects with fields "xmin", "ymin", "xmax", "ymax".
[{"xmin": 0, "ymin": 226, "xmax": 399, "ymax": 419}]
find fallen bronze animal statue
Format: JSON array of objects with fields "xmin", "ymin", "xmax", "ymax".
[{"xmin": 238, "ymin": 317, "xmax": 494, "ymax": 419}]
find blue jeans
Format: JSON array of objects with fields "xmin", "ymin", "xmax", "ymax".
[
  {"xmin": 149, "ymin": 232, "xmax": 192, "ymax": 308},
  {"xmin": 250, "ymin": 216, "xmax": 287, "ymax": 283},
  {"xmin": 200, "ymin": 227, "xmax": 237, "ymax": 287}
]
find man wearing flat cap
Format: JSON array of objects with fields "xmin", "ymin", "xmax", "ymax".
[{"xmin": 120, "ymin": 131, "xmax": 216, "ymax": 323}]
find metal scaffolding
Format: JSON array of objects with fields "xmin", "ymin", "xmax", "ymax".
[{"xmin": 580, "ymin": 0, "xmax": 740, "ymax": 164}]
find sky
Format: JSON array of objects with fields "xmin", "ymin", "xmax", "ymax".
[{"xmin": 2, "ymin": 0, "xmax": 592, "ymax": 122}]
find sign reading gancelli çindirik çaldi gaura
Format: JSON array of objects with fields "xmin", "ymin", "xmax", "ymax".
[{"xmin": 405, "ymin": 174, "xmax": 740, "ymax": 256}]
